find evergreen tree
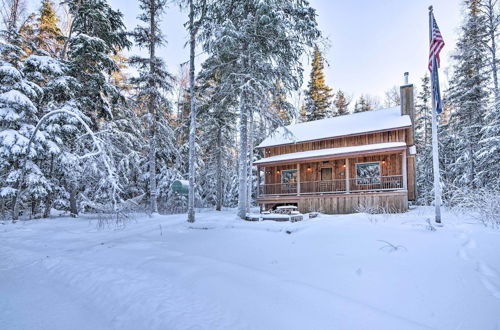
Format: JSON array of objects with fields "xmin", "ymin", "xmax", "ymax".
[
  {"xmin": 414, "ymin": 74, "xmax": 433, "ymax": 204},
  {"xmin": 34, "ymin": 0, "xmax": 63, "ymax": 56},
  {"xmin": 130, "ymin": 0, "xmax": 172, "ymax": 214},
  {"xmin": 476, "ymin": 100, "xmax": 500, "ymax": 187},
  {"xmin": 480, "ymin": 0, "xmax": 499, "ymax": 101},
  {"xmin": 299, "ymin": 103, "xmax": 307, "ymax": 122},
  {"xmin": 197, "ymin": 72, "xmax": 238, "ymax": 210},
  {"xmin": 304, "ymin": 45, "xmax": 333, "ymax": 121},
  {"xmin": 333, "ymin": 89, "xmax": 349, "ymax": 116},
  {"xmin": 0, "ymin": 32, "xmax": 49, "ymax": 218},
  {"xmin": 475, "ymin": 0, "xmax": 500, "ymax": 188},
  {"xmin": 270, "ymin": 80, "xmax": 294, "ymax": 126},
  {"xmin": 446, "ymin": 0, "xmax": 489, "ymax": 188},
  {"xmin": 66, "ymin": 0, "xmax": 130, "ymax": 126},
  {"xmin": 184, "ymin": 0, "xmax": 207, "ymax": 223},
  {"xmin": 200, "ymin": 0, "xmax": 320, "ymax": 218},
  {"xmin": 353, "ymin": 94, "xmax": 372, "ymax": 113},
  {"xmin": 60, "ymin": 0, "xmax": 131, "ymax": 215}
]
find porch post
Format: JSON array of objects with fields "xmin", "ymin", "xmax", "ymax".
[
  {"xmin": 296, "ymin": 163, "xmax": 301, "ymax": 196},
  {"xmin": 345, "ymin": 158, "xmax": 350, "ymax": 193},
  {"xmin": 402, "ymin": 150, "xmax": 408, "ymax": 190},
  {"xmin": 257, "ymin": 166, "xmax": 261, "ymax": 197}
]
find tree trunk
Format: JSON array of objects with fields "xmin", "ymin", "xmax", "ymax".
[
  {"xmin": 246, "ymin": 109, "xmax": 254, "ymax": 213},
  {"xmin": 43, "ymin": 156, "xmax": 55, "ymax": 218},
  {"xmin": 237, "ymin": 87, "xmax": 248, "ymax": 219},
  {"xmin": 7, "ymin": 0, "xmax": 20, "ymax": 32},
  {"xmin": 215, "ymin": 124, "xmax": 223, "ymax": 211},
  {"xmin": 148, "ymin": 2, "xmax": 158, "ymax": 214},
  {"xmin": 486, "ymin": 0, "xmax": 499, "ymax": 101},
  {"xmin": 187, "ymin": 0, "xmax": 197, "ymax": 223},
  {"xmin": 61, "ymin": 0, "xmax": 81, "ymax": 59},
  {"xmin": 69, "ymin": 182, "xmax": 78, "ymax": 217}
]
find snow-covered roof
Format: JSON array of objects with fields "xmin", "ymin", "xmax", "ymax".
[
  {"xmin": 253, "ymin": 142, "xmax": 406, "ymax": 165},
  {"xmin": 258, "ymin": 106, "xmax": 411, "ymax": 148}
]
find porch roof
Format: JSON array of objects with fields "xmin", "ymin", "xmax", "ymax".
[{"xmin": 253, "ymin": 142, "xmax": 406, "ymax": 166}]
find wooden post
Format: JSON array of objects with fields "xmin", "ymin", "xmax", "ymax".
[
  {"xmin": 257, "ymin": 166, "xmax": 261, "ymax": 197},
  {"xmin": 345, "ymin": 158, "xmax": 350, "ymax": 193},
  {"xmin": 402, "ymin": 151, "xmax": 408, "ymax": 190},
  {"xmin": 296, "ymin": 163, "xmax": 301, "ymax": 196}
]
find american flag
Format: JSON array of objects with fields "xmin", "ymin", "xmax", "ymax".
[
  {"xmin": 429, "ymin": 13, "xmax": 444, "ymax": 114},
  {"xmin": 428, "ymin": 16, "xmax": 445, "ymax": 72}
]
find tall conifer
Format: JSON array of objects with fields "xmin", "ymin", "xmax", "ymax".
[
  {"xmin": 304, "ymin": 45, "xmax": 333, "ymax": 121},
  {"xmin": 34, "ymin": 0, "xmax": 63, "ymax": 56},
  {"xmin": 333, "ymin": 89, "xmax": 349, "ymax": 116},
  {"xmin": 446, "ymin": 0, "xmax": 489, "ymax": 188}
]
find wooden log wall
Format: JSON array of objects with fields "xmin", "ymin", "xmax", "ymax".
[
  {"xmin": 263, "ymin": 129, "xmax": 408, "ymax": 157},
  {"xmin": 297, "ymin": 191, "xmax": 408, "ymax": 214}
]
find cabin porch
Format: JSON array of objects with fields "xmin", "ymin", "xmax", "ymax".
[{"xmin": 256, "ymin": 149, "xmax": 414, "ymax": 214}]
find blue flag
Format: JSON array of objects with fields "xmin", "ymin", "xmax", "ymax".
[{"xmin": 431, "ymin": 57, "xmax": 443, "ymax": 114}]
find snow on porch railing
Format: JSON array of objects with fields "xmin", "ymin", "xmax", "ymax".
[{"xmin": 258, "ymin": 175, "xmax": 404, "ymax": 196}]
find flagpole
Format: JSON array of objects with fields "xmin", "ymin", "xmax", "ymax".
[{"xmin": 429, "ymin": 6, "xmax": 442, "ymax": 224}]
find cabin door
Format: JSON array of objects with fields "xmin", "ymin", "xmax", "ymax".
[
  {"xmin": 320, "ymin": 168, "xmax": 332, "ymax": 192},
  {"xmin": 321, "ymin": 168, "xmax": 332, "ymax": 180}
]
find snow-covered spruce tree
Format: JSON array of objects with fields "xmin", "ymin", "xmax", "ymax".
[
  {"xmin": 65, "ymin": 0, "xmax": 130, "ymax": 127},
  {"xmin": 0, "ymin": 32, "xmax": 47, "ymax": 218},
  {"xmin": 22, "ymin": 51, "xmax": 84, "ymax": 218},
  {"xmin": 196, "ymin": 68, "xmax": 238, "ymax": 211},
  {"xmin": 304, "ymin": 45, "xmax": 333, "ymax": 121},
  {"xmin": 61, "ymin": 0, "xmax": 130, "ymax": 214},
  {"xmin": 446, "ymin": 0, "xmax": 489, "ymax": 189},
  {"xmin": 200, "ymin": 0, "xmax": 320, "ymax": 219},
  {"xmin": 197, "ymin": 108, "xmax": 237, "ymax": 210},
  {"xmin": 130, "ymin": 0, "xmax": 172, "ymax": 214},
  {"xmin": 480, "ymin": 0, "xmax": 499, "ymax": 100},
  {"xmin": 475, "ymin": 0, "xmax": 500, "ymax": 188},
  {"xmin": 476, "ymin": 98, "xmax": 500, "ymax": 188},
  {"xmin": 333, "ymin": 89, "xmax": 349, "ymax": 116},
  {"xmin": 180, "ymin": 0, "xmax": 207, "ymax": 223},
  {"xmin": 414, "ymin": 74, "xmax": 434, "ymax": 205}
]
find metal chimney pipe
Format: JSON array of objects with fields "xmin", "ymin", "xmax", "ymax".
[{"xmin": 404, "ymin": 72, "xmax": 409, "ymax": 85}]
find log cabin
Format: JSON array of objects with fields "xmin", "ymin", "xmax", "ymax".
[{"xmin": 254, "ymin": 74, "xmax": 417, "ymax": 214}]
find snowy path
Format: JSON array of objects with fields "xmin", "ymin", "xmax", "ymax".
[{"xmin": 1, "ymin": 208, "xmax": 499, "ymax": 329}]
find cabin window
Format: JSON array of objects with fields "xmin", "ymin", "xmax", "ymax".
[
  {"xmin": 356, "ymin": 162, "xmax": 381, "ymax": 184},
  {"xmin": 320, "ymin": 168, "xmax": 332, "ymax": 181},
  {"xmin": 281, "ymin": 169, "xmax": 297, "ymax": 184}
]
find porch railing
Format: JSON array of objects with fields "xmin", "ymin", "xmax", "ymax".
[
  {"xmin": 258, "ymin": 175, "xmax": 404, "ymax": 197},
  {"xmin": 259, "ymin": 183, "xmax": 298, "ymax": 196},
  {"xmin": 349, "ymin": 175, "xmax": 404, "ymax": 192}
]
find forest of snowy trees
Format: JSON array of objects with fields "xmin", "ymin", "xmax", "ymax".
[{"xmin": 0, "ymin": 0, "xmax": 498, "ymax": 221}]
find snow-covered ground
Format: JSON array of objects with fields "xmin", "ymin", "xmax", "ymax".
[{"xmin": 1, "ymin": 207, "xmax": 499, "ymax": 330}]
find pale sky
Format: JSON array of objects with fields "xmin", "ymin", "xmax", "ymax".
[
  {"xmin": 110, "ymin": 0, "xmax": 462, "ymax": 102},
  {"xmin": 30, "ymin": 0, "xmax": 463, "ymax": 102}
]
